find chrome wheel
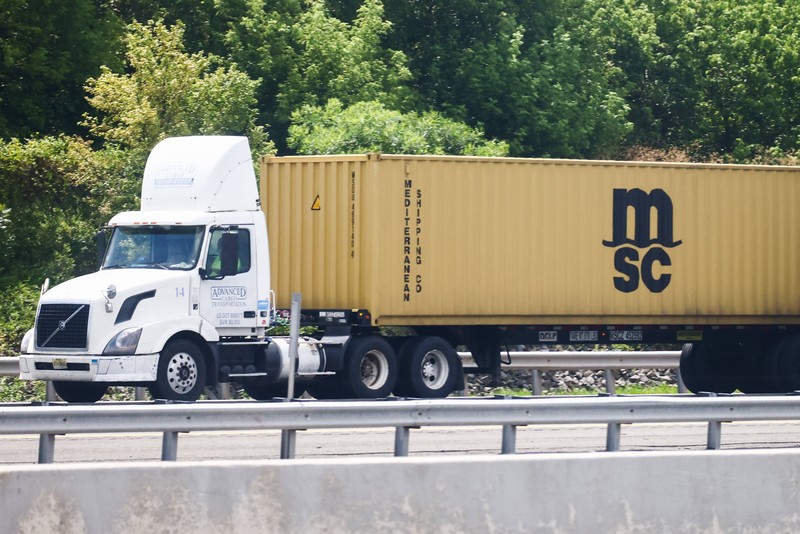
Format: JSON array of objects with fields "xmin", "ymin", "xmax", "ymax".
[{"xmin": 166, "ymin": 350, "xmax": 199, "ymax": 395}]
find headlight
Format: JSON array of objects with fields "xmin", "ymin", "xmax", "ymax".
[
  {"xmin": 103, "ymin": 327, "xmax": 142, "ymax": 355},
  {"xmin": 20, "ymin": 329, "xmax": 34, "ymax": 354}
]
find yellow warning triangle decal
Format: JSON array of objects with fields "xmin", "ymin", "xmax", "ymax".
[{"xmin": 311, "ymin": 195, "xmax": 321, "ymax": 211}]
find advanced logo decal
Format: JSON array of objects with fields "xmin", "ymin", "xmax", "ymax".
[{"xmin": 602, "ymin": 188, "xmax": 682, "ymax": 293}]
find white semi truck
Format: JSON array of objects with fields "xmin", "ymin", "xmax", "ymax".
[{"xmin": 20, "ymin": 136, "xmax": 800, "ymax": 402}]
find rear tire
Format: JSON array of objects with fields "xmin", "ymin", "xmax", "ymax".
[
  {"xmin": 52, "ymin": 381, "xmax": 108, "ymax": 403},
  {"xmin": 394, "ymin": 336, "xmax": 458, "ymax": 398},
  {"xmin": 149, "ymin": 339, "xmax": 207, "ymax": 401},
  {"xmin": 337, "ymin": 336, "xmax": 397, "ymax": 399}
]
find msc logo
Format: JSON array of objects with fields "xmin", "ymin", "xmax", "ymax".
[{"xmin": 602, "ymin": 188, "xmax": 682, "ymax": 293}]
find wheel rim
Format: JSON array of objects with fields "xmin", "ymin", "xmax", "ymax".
[
  {"xmin": 360, "ymin": 350, "xmax": 390, "ymax": 390},
  {"xmin": 419, "ymin": 349, "xmax": 449, "ymax": 390},
  {"xmin": 167, "ymin": 351, "xmax": 198, "ymax": 394}
]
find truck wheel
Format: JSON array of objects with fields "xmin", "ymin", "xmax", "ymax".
[
  {"xmin": 149, "ymin": 339, "xmax": 207, "ymax": 401},
  {"xmin": 770, "ymin": 335, "xmax": 800, "ymax": 392},
  {"xmin": 52, "ymin": 381, "xmax": 108, "ymax": 403},
  {"xmin": 394, "ymin": 337, "xmax": 458, "ymax": 398},
  {"xmin": 339, "ymin": 336, "xmax": 397, "ymax": 399},
  {"xmin": 242, "ymin": 379, "xmax": 306, "ymax": 400},
  {"xmin": 679, "ymin": 343, "xmax": 737, "ymax": 394}
]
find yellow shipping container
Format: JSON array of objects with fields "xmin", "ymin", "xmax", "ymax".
[{"xmin": 261, "ymin": 154, "xmax": 800, "ymax": 328}]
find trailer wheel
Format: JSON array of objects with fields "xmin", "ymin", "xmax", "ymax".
[
  {"xmin": 149, "ymin": 339, "xmax": 207, "ymax": 401},
  {"xmin": 395, "ymin": 337, "xmax": 458, "ymax": 398},
  {"xmin": 338, "ymin": 336, "xmax": 397, "ymax": 398},
  {"xmin": 679, "ymin": 343, "xmax": 737, "ymax": 394},
  {"xmin": 242, "ymin": 378, "xmax": 306, "ymax": 400},
  {"xmin": 52, "ymin": 381, "xmax": 108, "ymax": 403},
  {"xmin": 770, "ymin": 335, "xmax": 800, "ymax": 392}
]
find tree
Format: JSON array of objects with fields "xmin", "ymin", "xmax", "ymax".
[
  {"xmin": 276, "ymin": 0, "xmax": 413, "ymax": 127},
  {"xmin": 82, "ymin": 20, "xmax": 273, "ymax": 155},
  {"xmin": 0, "ymin": 0, "xmax": 123, "ymax": 139},
  {"xmin": 377, "ymin": 0, "xmax": 632, "ymax": 157},
  {"xmin": 628, "ymin": 0, "xmax": 800, "ymax": 158},
  {"xmin": 287, "ymin": 99, "xmax": 508, "ymax": 156}
]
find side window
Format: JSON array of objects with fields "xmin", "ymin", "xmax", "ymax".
[{"xmin": 205, "ymin": 228, "xmax": 251, "ymax": 277}]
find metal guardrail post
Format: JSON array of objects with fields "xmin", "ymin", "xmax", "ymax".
[
  {"xmin": 501, "ymin": 425, "xmax": 517, "ymax": 454},
  {"xmin": 606, "ymin": 423, "xmax": 621, "ymax": 452},
  {"xmin": 707, "ymin": 421, "xmax": 722, "ymax": 450},
  {"xmin": 45, "ymin": 381, "xmax": 56, "ymax": 403},
  {"xmin": 531, "ymin": 369, "xmax": 543, "ymax": 396},
  {"xmin": 38, "ymin": 433, "xmax": 56, "ymax": 464},
  {"xmin": 280, "ymin": 429, "xmax": 297, "ymax": 459},
  {"xmin": 135, "ymin": 387, "xmax": 146, "ymax": 401},
  {"xmin": 161, "ymin": 431, "xmax": 179, "ymax": 461},
  {"xmin": 604, "ymin": 369, "xmax": 616, "ymax": 395},
  {"xmin": 676, "ymin": 369, "xmax": 688, "ymax": 394},
  {"xmin": 280, "ymin": 293, "xmax": 302, "ymax": 459},
  {"xmin": 286, "ymin": 293, "xmax": 301, "ymax": 401},
  {"xmin": 700, "ymin": 392, "xmax": 722, "ymax": 449},
  {"xmin": 394, "ymin": 426, "xmax": 411, "ymax": 457}
]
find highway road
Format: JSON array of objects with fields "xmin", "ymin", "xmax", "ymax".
[{"xmin": 2, "ymin": 420, "xmax": 800, "ymax": 464}]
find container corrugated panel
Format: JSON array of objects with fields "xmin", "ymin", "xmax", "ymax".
[{"xmin": 261, "ymin": 154, "xmax": 800, "ymax": 326}]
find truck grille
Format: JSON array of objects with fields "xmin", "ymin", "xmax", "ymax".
[{"xmin": 36, "ymin": 304, "xmax": 90, "ymax": 349}]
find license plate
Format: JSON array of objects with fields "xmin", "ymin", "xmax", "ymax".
[{"xmin": 52, "ymin": 358, "xmax": 68, "ymax": 370}]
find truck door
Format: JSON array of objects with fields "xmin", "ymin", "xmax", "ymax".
[{"xmin": 199, "ymin": 226, "xmax": 259, "ymax": 331}]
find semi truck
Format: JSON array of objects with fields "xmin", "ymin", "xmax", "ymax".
[{"xmin": 19, "ymin": 135, "xmax": 800, "ymax": 402}]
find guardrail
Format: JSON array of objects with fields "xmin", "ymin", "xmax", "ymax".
[
  {"xmin": 2, "ymin": 351, "xmax": 685, "ymax": 396},
  {"xmin": 1, "ymin": 394, "xmax": 798, "ymax": 463},
  {"xmin": 0, "ymin": 356, "xmax": 19, "ymax": 376},
  {"xmin": 459, "ymin": 350, "xmax": 684, "ymax": 394}
]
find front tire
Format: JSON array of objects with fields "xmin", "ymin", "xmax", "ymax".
[
  {"xmin": 53, "ymin": 381, "xmax": 108, "ymax": 403},
  {"xmin": 149, "ymin": 339, "xmax": 207, "ymax": 401}
]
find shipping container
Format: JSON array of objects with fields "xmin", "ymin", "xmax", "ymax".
[
  {"xmin": 262, "ymin": 154, "xmax": 800, "ymax": 328},
  {"xmin": 262, "ymin": 154, "xmax": 800, "ymax": 395}
]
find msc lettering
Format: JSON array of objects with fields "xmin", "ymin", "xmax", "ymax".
[{"xmin": 602, "ymin": 188, "xmax": 682, "ymax": 294}]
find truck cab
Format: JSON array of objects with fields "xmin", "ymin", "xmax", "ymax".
[{"xmin": 19, "ymin": 137, "xmax": 283, "ymax": 401}]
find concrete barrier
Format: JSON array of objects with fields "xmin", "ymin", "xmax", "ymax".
[{"xmin": 2, "ymin": 450, "xmax": 799, "ymax": 533}]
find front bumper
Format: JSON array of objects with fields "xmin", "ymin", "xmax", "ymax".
[{"xmin": 19, "ymin": 353, "xmax": 159, "ymax": 383}]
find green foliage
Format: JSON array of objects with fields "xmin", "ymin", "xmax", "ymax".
[
  {"xmin": 288, "ymin": 99, "xmax": 509, "ymax": 156},
  {"xmin": 0, "ymin": 376, "xmax": 45, "ymax": 403},
  {"xmin": 0, "ymin": 281, "xmax": 39, "ymax": 357},
  {"xmin": 276, "ymin": 0, "xmax": 413, "ymax": 124},
  {"xmin": 0, "ymin": 0, "xmax": 123, "ymax": 139},
  {"xmin": 0, "ymin": 136, "xmax": 102, "ymax": 283},
  {"xmin": 638, "ymin": 0, "xmax": 800, "ymax": 157},
  {"xmin": 83, "ymin": 20, "xmax": 273, "ymax": 155}
]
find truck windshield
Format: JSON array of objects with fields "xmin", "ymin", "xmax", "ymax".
[{"xmin": 103, "ymin": 225, "xmax": 204, "ymax": 271}]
